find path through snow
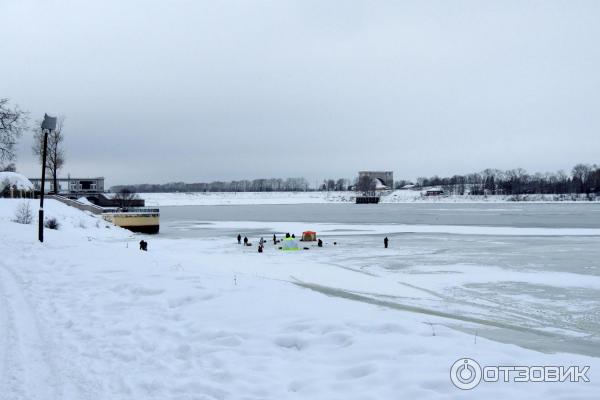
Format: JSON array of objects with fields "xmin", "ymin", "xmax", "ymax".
[{"xmin": 0, "ymin": 264, "xmax": 59, "ymax": 400}]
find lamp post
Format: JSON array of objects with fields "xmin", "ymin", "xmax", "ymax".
[{"xmin": 39, "ymin": 113, "xmax": 57, "ymax": 243}]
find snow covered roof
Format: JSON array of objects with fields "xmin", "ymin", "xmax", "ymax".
[
  {"xmin": 0, "ymin": 172, "xmax": 34, "ymax": 191},
  {"xmin": 374, "ymin": 178, "xmax": 390, "ymax": 190}
]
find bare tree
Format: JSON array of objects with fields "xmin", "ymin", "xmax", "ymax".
[
  {"xmin": 1, "ymin": 163, "xmax": 16, "ymax": 172},
  {"xmin": 335, "ymin": 178, "xmax": 348, "ymax": 191},
  {"xmin": 13, "ymin": 201, "xmax": 33, "ymax": 224},
  {"xmin": 326, "ymin": 179, "xmax": 336, "ymax": 191},
  {"xmin": 0, "ymin": 98, "xmax": 28, "ymax": 164},
  {"xmin": 33, "ymin": 116, "xmax": 66, "ymax": 194},
  {"xmin": 572, "ymin": 163, "xmax": 592, "ymax": 194},
  {"xmin": 356, "ymin": 175, "xmax": 375, "ymax": 193},
  {"xmin": 114, "ymin": 188, "xmax": 139, "ymax": 209}
]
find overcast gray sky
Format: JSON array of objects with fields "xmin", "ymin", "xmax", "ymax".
[{"xmin": 1, "ymin": 0, "xmax": 599, "ymax": 187}]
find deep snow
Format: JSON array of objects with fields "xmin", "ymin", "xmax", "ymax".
[{"xmin": 1, "ymin": 199, "xmax": 599, "ymax": 399}]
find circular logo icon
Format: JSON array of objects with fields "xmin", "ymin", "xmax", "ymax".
[{"xmin": 450, "ymin": 358, "xmax": 482, "ymax": 390}]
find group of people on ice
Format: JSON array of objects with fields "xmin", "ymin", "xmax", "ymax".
[
  {"xmin": 236, "ymin": 233, "xmax": 390, "ymax": 252},
  {"xmin": 237, "ymin": 232, "xmax": 323, "ymax": 252}
]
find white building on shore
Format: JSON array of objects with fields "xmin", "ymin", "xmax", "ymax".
[{"xmin": 28, "ymin": 177, "xmax": 105, "ymax": 194}]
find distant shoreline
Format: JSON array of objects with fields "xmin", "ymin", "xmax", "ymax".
[{"xmin": 140, "ymin": 190, "xmax": 600, "ymax": 207}]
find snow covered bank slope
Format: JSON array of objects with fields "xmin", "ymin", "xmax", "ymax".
[
  {"xmin": 1, "ymin": 199, "xmax": 598, "ymax": 399},
  {"xmin": 0, "ymin": 199, "xmax": 130, "ymax": 240}
]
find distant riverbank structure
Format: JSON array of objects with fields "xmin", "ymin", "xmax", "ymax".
[
  {"xmin": 355, "ymin": 171, "xmax": 393, "ymax": 204},
  {"xmin": 46, "ymin": 194, "xmax": 160, "ymax": 234},
  {"xmin": 29, "ymin": 177, "xmax": 105, "ymax": 195},
  {"xmin": 28, "ymin": 176, "xmax": 160, "ymax": 234},
  {"xmin": 358, "ymin": 171, "xmax": 394, "ymax": 191}
]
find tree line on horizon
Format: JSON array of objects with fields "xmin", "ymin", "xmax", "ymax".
[
  {"xmin": 111, "ymin": 164, "xmax": 600, "ymax": 196},
  {"xmin": 111, "ymin": 177, "xmax": 313, "ymax": 193},
  {"xmin": 416, "ymin": 165, "xmax": 600, "ymax": 196}
]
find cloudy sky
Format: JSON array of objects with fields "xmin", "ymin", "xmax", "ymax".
[{"xmin": 1, "ymin": 0, "xmax": 599, "ymax": 186}]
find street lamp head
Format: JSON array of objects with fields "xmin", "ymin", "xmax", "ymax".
[{"xmin": 41, "ymin": 113, "xmax": 57, "ymax": 131}]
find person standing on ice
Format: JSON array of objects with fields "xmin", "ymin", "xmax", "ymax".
[
  {"xmin": 244, "ymin": 236, "xmax": 249, "ymax": 246},
  {"xmin": 237, "ymin": 234, "xmax": 242, "ymax": 244},
  {"xmin": 384, "ymin": 237, "xmax": 389, "ymax": 248},
  {"xmin": 273, "ymin": 234, "xmax": 277, "ymax": 244}
]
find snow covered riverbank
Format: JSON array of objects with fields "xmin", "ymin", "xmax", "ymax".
[
  {"xmin": 1, "ymin": 199, "xmax": 599, "ymax": 399},
  {"xmin": 141, "ymin": 191, "xmax": 599, "ymax": 206}
]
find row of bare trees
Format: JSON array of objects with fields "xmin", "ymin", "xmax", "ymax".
[
  {"xmin": 413, "ymin": 165, "xmax": 600, "ymax": 195},
  {"xmin": 320, "ymin": 178, "xmax": 350, "ymax": 191},
  {"xmin": 111, "ymin": 177, "xmax": 312, "ymax": 193},
  {"xmin": 114, "ymin": 165, "xmax": 600, "ymax": 195},
  {"xmin": 0, "ymin": 98, "xmax": 66, "ymax": 192}
]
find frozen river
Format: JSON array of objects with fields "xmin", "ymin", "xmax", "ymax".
[
  {"xmin": 159, "ymin": 203, "xmax": 600, "ymax": 357},
  {"xmin": 160, "ymin": 202, "xmax": 600, "ymax": 230}
]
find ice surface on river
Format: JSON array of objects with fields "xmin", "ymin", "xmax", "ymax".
[{"xmin": 161, "ymin": 203, "xmax": 600, "ymax": 357}]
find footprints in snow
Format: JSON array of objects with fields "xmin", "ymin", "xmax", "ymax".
[{"xmin": 274, "ymin": 332, "xmax": 353, "ymax": 351}]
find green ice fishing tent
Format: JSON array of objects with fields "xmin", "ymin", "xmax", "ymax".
[{"xmin": 281, "ymin": 237, "xmax": 300, "ymax": 251}]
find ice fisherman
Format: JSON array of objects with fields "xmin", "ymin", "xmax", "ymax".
[
  {"xmin": 384, "ymin": 237, "xmax": 389, "ymax": 248},
  {"xmin": 237, "ymin": 234, "xmax": 242, "ymax": 244},
  {"xmin": 318, "ymin": 238, "xmax": 323, "ymax": 247},
  {"xmin": 244, "ymin": 236, "xmax": 249, "ymax": 246}
]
